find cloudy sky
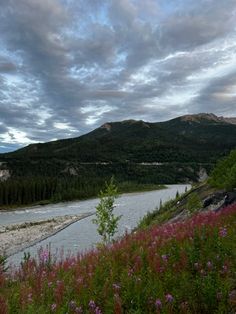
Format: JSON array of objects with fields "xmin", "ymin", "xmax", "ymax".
[{"xmin": 0, "ymin": 0, "xmax": 236, "ymax": 152}]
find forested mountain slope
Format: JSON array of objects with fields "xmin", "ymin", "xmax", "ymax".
[
  {"xmin": 0, "ymin": 113, "xmax": 236, "ymax": 207},
  {"xmin": 3, "ymin": 113, "xmax": 236, "ymax": 163}
]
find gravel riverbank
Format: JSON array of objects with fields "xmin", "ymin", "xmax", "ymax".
[{"xmin": 0, "ymin": 213, "xmax": 94, "ymax": 257}]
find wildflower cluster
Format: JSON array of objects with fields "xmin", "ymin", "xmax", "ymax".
[{"xmin": 1, "ymin": 204, "xmax": 236, "ymax": 313}]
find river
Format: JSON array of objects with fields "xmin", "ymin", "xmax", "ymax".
[{"xmin": 1, "ymin": 184, "xmax": 190, "ymax": 265}]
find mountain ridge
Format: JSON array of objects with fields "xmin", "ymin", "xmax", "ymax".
[
  {"xmin": 179, "ymin": 113, "xmax": 236, "ymax": 124},
  {"xmin": 1, "ymin": 113, "xmax": 236, "ymax": 162},
  {"xmin": 1, "ymin": 113, "xmax": 235, "ymax": 158},
  {"xmin": 98, "ymin": 113, "xmax": 236, "ymax": 130}
]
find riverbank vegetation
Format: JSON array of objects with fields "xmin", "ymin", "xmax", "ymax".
[
  {"xmin": 1, "ymin": 203, "xmax": 236, "ymax": 313},
  {"xmin": 138, "ymin": 149, "xmax": 236, "ymax": 230},
  {"xmin": 209, "ymin": 149, "xmax": 236, "ymax": 190},
  {"xmin": 93, "ymin": 177, "xmax": 121, "ymax": 244}
]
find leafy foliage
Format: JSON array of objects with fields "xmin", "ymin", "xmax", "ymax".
[
  {"xmin": 186, "ymin": 192, "xmax": 202, "ymax": 213},
  {"xmin": 93, "ymin": 177, "xmax": 121, "ymax": 244},
  {"xmin": 209, "ymin": 149, "xmax": 236, "ymax": 190}
]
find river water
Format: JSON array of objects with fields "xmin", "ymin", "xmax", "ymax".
[{"xmin": 1, "ymin": 184, "xmax": 189, "ymax": 265}]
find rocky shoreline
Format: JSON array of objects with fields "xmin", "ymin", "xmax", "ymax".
[{"xmin": 0, "ymin": 213, "xmax": 94, "ymax": 257}]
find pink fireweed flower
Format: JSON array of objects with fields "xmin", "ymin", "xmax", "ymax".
[
  {"xmin": 27, "ymin": 293, "xmax": 33, "ymax": 303},
  {"xmin": 165, "ymin": 294, "xmax": 174, "ymax": 303},
  {"xmin": 219, "ymin": 227, "xmax": 227, "ymax": 237},
  {"xmin": 89, "ymin": 300, "xmax": 96, "ymax": 310},
  {"xmin": 69, "ymin": 300, "xmax": 77, "ymax": 309},
  {"xmin": 75, "ymin": 307, "xmax": 83, "ymax": 313},
  {"xmin": 128, "ymin": 268, "xmax": 134, "ymax": 277},
  {"xmin": 95, "ymin": 307, "xmax": 102, "ymax": 314},
  {"xmin": 155, "ymin": 299, "xmax": 162, "ymax": 309},
  {"xmin": 40, "ymin": 249, "xmax": 50, "ymax": 263},
  {"xmin": 51, "ymin": 303, "xmax": 57, "ymax": 311},
  {"xmin": 161, "ymin": 254, "xmax": 168, "ymax": 262}
]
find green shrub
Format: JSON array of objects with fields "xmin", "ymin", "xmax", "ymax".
[
  {"xmin": 186, "ymin": 192, "xmax": 202, "ymax": 213},
  {"xmin": 93, "ymin": 177, "xmax": 122, "ymax": 244},
  {"xmin": 209, "ymin": 149, "xmax": 236, "ymax": 190}
]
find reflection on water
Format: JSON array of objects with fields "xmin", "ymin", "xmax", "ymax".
[{"xmin": 4, "ymin": 185, "xmax": 190, "ymax": 265}]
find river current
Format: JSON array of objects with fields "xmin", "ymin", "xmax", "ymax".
[{"xmin": 1, "ymin": 184, "xmax": 190, "ymax": 265}]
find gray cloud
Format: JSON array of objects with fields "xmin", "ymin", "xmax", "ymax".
[
  {"xmin": 160, "ymin": 0, "xmax": 236, "ymax": 51},
  {"xmin": 0, "ymin": 0, "xmax": 236, "ymax": 152},
  {"xmin": 191, "ymin": 71, "xmax": 236, "ymax": 116},
  {"xmin": 0, "ymin": 57, "xmax": 17, "ymax": 73}
]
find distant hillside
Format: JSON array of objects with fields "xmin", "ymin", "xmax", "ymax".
[
  {"xmin": 0, "ymin": 113, "xmax": 236, "ymax": 207},
  {"xmin": 2, "ymin": 113, "xmax": 236, "ymax": 163}
]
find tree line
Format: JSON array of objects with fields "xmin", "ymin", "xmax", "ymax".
[
  {"xmin": 0, "ymin": 177, "xmax": 105, "ymax": 207},
  {"xmin": 0, "ymin": 160, "xmax": 213, "ymax": 207}
]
